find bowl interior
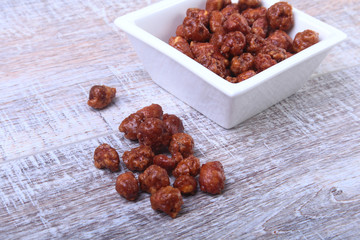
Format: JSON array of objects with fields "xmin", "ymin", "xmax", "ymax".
[{"xmin": 116, "ymin": 0, "xmax": 346, "ymax": 97}]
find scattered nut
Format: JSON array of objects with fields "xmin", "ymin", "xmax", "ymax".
[
  {"xmin": 169, "ymin": 133, "xmax": 194, "ymax": 158},
  {"xmin": 122, "ymin": 145, "xmax": 154, "ymax": 172},
  {"xmin": 138, "ymin": 165, "xmax": 170, "ymax": 194},
  {"xmin": 87, "ymin": 85, "xmax": 116, "ymax": 109},
  {"xmin": 172, "ymin": 155, "xmax": 200, "ymax": 178},
  {"xmin": 137, "ymin": 118, "xmax": 171, "ymax": 153},
  {"xmin": 150, "ymin": 186, "xmax": 183, "ymax": 218},
  {"xmin": 119, "ymin": 112, "xmax": 145, "ymax": 141},
  {"xmin": 116, "ymin": 172, "xmax": 139, "ymax": 201},
  {"xmin": 199, "ymin": 161, "xmax": 226, "ymax": 194},
  {"xmin": 94, "ymin": 143, "xmax": 120, "ymax": 172},
  {"xmin": 173, "ymin": 175, "xmax": 198, "ymax": 195},
  {"xmin": 163, "ymin": 114, "xmax": 184, "ymax": 135},
  {"xmin": 153, "ymin": 154, "xmax": 178, "ymax": 173}
]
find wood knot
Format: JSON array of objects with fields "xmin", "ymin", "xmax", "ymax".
[{"xmin": 330, "ymin": 187, "xmax": 343, "ymax": 196}]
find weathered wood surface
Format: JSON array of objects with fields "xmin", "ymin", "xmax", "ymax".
[{"xmin": 1, "ymin": 0, "xmax": 359, "ymax": 239}]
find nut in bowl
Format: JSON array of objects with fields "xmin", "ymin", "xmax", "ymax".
[{"xmin": 114, "ymin": 0, "xmax": 346, "ymax": 129}]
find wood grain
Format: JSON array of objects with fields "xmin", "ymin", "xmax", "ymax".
[{"xmin": 0, "ymin": 0, "xmax": 359, "ymax": 239}]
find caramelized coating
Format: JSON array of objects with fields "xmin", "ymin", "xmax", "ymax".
[
  {"xmin": 153, "ymin": 154, "xmax": 178, "ymax": 173},
  {"xmin": 87, "ymin": 85, "xmax": 116, "ymax": 109},
  {"xmin": 223, "ymin": 0, "xmax": 232, "ymax": 6},
  {"xmin": 175, "ymin": 24, "xmax": 186, "ymax": 38},
  {"xmin": 169, "ymin": 36, "xmax": 194, "ymax": 58},
  {"xmin": 246, "ymin": 33, "xmax": 265, "ymax": 53},
  {"xmin": 195, "ymin": 53, "xmax": 228, "ymax": 78},
  {"xmin": 137, "ymin": 118, "xmax": 171, "ymax": 153},
  {"xmin": 136, "ymin": 103, "xmax": 163, "ymax": 119},
  {"xmin": 172, "ymin": 155, "xmax": 200, "ymax": 178},
  {"xmin": 199, "ymin": 161, "xmax": 225, "ymax": 194},
  {"xmin": 267, "ymin": 2, "xmax": 294, "ymax": 31},
  {"xmin": 259, "ymin": 44, "xmax": 287, "ymax": 62},
  {"xmin": 183, "ymin": 16, "xmax": 211, "ymax": 42},
  {"xmin": 213, "ymin": 51, "xmax": 230, "ymax": 67},
  {"xmin": 230, "ymin": 53, "xmax": 254, "ymax": 76},
  {"xmin": 293, "ymin": 29, "xmax": 320, "ymax": 53},
  {"xmin": 190, "ymin": 42, "xmax": 216, "ymax": 58},
  {"xmin": 174, "ymin": 175, "xmax": 198, "ymax": 195},
  {"xmin": 238, "ymin": 0, "xmax": 261, "ymax": 11},
  {"xmin": 226, "ymin": 69, "xmax": 256, "ymax": 83},
  {"xmin": 221, "ymin": 4, "xmax": 239, "ymax": 19},
  {"xmin": 172, "ymin": 152, "xmax": 184, "ymax": 165},
  {"xmin": 209, "ymin": 31, "xmax": 226, "ymax": 49},
  {"xmin": 251, "ymin": 17, "xmax": 268, "ymax": 38},
  {"xmin": 254, "ymin": 53, "xmax": 277, "ymax": 72},
  {"xmin": 163, "ymin": 114, "xmax": 184, "ymax": 135},
  {"xmin": 206, "ymin": 0, "xmax": 231, "ymax": 12},
  {"xmin": 191, "ymin": 41, "xmax": 229, "ymax": 76},
  {"xmin": 119, "ymin": 112, "xmax": 145, "ymax": 141},
  {"xmin": 94, "ymin": 143, "xmax": 120, "ymax": 172},
  {"xmin": 209, "ymin": 11, "xmax": 225, "ymax": 33},
  {"xmin": 115, "ymin": 172, "xmax": 139, "ymax": 201},
  {"xmin": 186, "ymin": 8, "xmax": 210, "ymax": 26},
  {"xmin": 167, "ymin": 1, "xmax": 318, "ymax": 85},
  {"xmin": 242, "ymin": 7, "xmax": 267, "ymax": 26},
  {"xmin": 220, "ymin": 31, "xmax": 246, "ymax": 57},
  {"xmin": 139, "ymin": 165, "xmax": 170, "ymax": 194},
  {"xmin": 150, "ymin": 186, "xmax": 183, "ymax": 218},
  {"xmin": 225, "ymin": 76, "xmax": 239, "ymax": 83},
  {"xmin": 286, "ymin": 51, "xmax": 294, "ymax": 58},
  {"xmin": 223, "ymin": 13, "xmax": 250, "ymax": 34},
  {"xmin": 267, "ymin": 30, "xmax": 293, "ymax": 52},
  {"xmin": 169, "ymin": 133, "xmax": 194, "ymax": 158},
  {"xmin": 206, "ymin": 0, "xmax": 223, "ymax": 12},
  {"xmin": 238, "ymin": 69, "xmax": 256, "ymax": 81},
  {"xmin": 122, "ymin": 145, "xmax": 154, "ymax": 172}
]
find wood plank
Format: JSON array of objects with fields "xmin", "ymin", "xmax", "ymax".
[
  {"xmin": 1, "ymin": 66, "xmax": 360, "ymax": 238},
  {"xmin": 1, "ymin": 0, "xmax": 360, "ymax": 238},
  {"xmin": 288, "ymin": 0, "xmax": 360, "ymax": 75},
  {"xmin": 0, "ymin": 65, "xmax": 191, "ymax": 161},
  {"xmin": 1, "ymin": 0, "xmax": 359, "ymax": 161}
]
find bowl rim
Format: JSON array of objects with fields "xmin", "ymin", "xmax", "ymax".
[{"xmin": 114, "ymin": 0, "xmax": 347, "ymax": 97}]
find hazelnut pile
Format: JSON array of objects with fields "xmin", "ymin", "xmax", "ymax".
[
  {"xmin": 169, "ymin": 0, "xmax": 319, "ymax": 83},
  {"xmin": 93, "ymin": 103, "xmax": 226, "ymax": 218}
]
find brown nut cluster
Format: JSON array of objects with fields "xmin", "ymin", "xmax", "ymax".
[
  {"xmin": 173, "ymin": 175, "xmax": 198, "ymax": 195},
  {"xmin": 172, "ymin": 155, "xmax": 200, "ymax": 178},
  {"xmin": 122, "ymin": 145, "xmax": 154, "ymax": 172},
  {"xmin": 87, "ymin": 85, "xmax": 116, "ymax": 109},
  {"xmin": 92, "ymin": 104, "xmax": 226, "ymax": 219},
  {"xmin": 169, "ymin": 133, "xmax": 194, "ymax": 158},
  {"xmin": 293, "ymin": 29, "xmax": 320, "ymax": 53},
  {"xmin": 116, "ymin": 104, "xmax": 227, "ymax": 218},
  {"xmin": 94, "ymin": 143, "xmax": 120, "ymax": 172},
  {"xmin": 119, "ymin": 103, "xmax": 164, "ymax": 142},
  {"xmin": 137, "ymin": 118, "xmax": 171, "ymax": 154},
  {"xmin": 153, "ymin": 154, "xmax": 179, "ymax": 173},
  {"xmin": 199, "ymin": 161, "xmax": 226, "ymax": 194},
  {"xmin": 116, "ymin": 172, "xmax": 139, "ymax": 201},
  {"xmin": 117, "ymin": 104, "xmax": 194, "ymax": 218},
  {"xmin": 150, "ymin": 186, "xmax": 183, "ymax": 218},
  {"xmin": 168, "ymin": 0, "xmax": 319, "ymax": 84},
  {"xmin": 139, "ymin": 165, "xmax": 170, "ymax": 194}
]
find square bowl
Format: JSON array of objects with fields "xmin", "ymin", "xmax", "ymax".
[{"xmin": 114, "ymin": 0, "xmax": 346, "ymax": 129}]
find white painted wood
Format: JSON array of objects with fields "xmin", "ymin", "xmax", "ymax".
[{"xmin": 0, "ymin": 0, "xmax": 359, "ymax": 239}]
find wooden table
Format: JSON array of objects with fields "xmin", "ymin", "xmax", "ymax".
[{"xmin": 1, "ymin": 0, "xmax": 359, "ymax": 239}]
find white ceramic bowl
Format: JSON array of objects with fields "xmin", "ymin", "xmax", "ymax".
[{"xmin": 114, "ymin": 0, "xmax": 346, "ymax": 129}]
